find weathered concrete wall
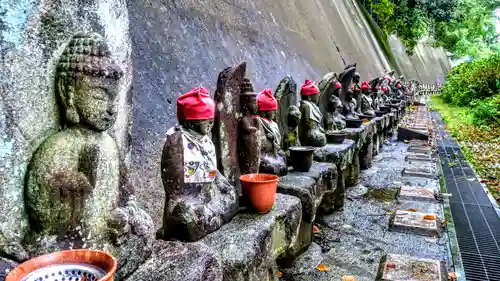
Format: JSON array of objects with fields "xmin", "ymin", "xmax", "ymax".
[
  {"xmin": 0, "ymin": 0, "xmax": 131, "ymax": 255},
  {"xmin": 127, "ymin": 0, "xmax": 447, "ymax": 226},
  {"xmin": 389, "ymin": 35, "xmax": 451, "ymax": 84}
]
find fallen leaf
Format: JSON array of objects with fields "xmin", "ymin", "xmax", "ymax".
[
  {"xmin": 277, "ymin": 271, "xmax": 283, "ymax": 278},
  {"xmin": 480, "ymin": 178, "xmax": 489, "ymax": 183},
  {"xmin": 441, "ymin": 220, "xmax": 449, "ymax": 225},
  {"xmin": 424, "ymin": 214, "xmax": 437, "ymax": 220},
  {"xmin": 313, "ymin": 225, "xmax": 321, "ymax": 234},
  {"xmin": 448, "ymin": 272, "xmax": 461, "ymax": 280},
  {"xmin": 342, "ymin": 275, "xmax": 356, "ymax": 281},
  {"xmin": 386, "ymin": 210, "xmax": 394, "ymax": 214},
  {"xmin": 386, "ymin": 263, "xmax": 396, "ymax": 269},
  {"xmin": 316, "ymin": 263, "xmax": 329, "ymax": 272},
  {"xmin": 425, "ymin": 237, "xmax": 438, "ymax": 243},
  {"xmin": 407, "ymin": 208, "xmax": 417, "ymax": 212}
]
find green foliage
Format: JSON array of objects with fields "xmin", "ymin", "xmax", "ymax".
[
  {"xmin": 370, "ymin": 0, "xmax": 396, "ymax": 32},
  {"xmin": 441, "ymin": 53, "xmax": 500, "ymax": 125}
]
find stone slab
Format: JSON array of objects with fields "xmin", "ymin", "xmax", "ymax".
[
  {"xmin": 125, "ymin": 241, "xmax": 223, "ymax": 281},
  {"xmin": 405, "ymin": 153, "xmax": 433, "ymax": 162},
  {"xmin": 397, "ymin": 127, "xmax": 428, "ymax": 142},
  {"xmin": 389, "ymin": 210, "xmax": 440, "ymax": 236},
  {"xmin": 377, "ymin": 254, "xmax": 445, "ymax": 281},
  {"xmin": 279, "ymin": 162, "xmax": 336, "ymax": 222},
  {"xmin": 408, "ymin": 145, "xmax": 431, "ymax": 154},
  {"xmin": 402, "ymin": 163, "xmax": 438, "ymax": 179},
  {"xmin": 201, "ymin": 194, "xmax": 302, "ymax": 281},
  {"xmin": 398, "ymin": 186, "xmax": 437, "ymax": 202},
  {"xmin": 313, "ymin": 140, "xmax": 355, "ymax": 170}
]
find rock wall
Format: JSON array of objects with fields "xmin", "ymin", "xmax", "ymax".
[
  {"xmin": 0, "ymin": 0, "xmax": 131, "ymax": 255},
  {"xmin": 127, "ymin": 0, "xmax": 449, "ymax": 226}
]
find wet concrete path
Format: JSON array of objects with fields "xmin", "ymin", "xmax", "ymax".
[{"xmin": 285, "ymin": 107, "xmax": 453, "ymax": 281}]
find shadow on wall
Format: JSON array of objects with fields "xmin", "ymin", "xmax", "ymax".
[{"xmin": 127, "ymin": 0, "xmax": 448, "ymax": 227}]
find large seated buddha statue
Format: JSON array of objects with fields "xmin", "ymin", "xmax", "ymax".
[
  {"xmin": 256, "ymin": 88, "xmax": 287, "ymax": 176},
  {"xmin": 159, "ymin": 88, "xmax": 239, "ymax": 242},
  {"xmin": 25, "ymin": 33, "xmax": 154, "ymax": 279},
  {"xmin": 298, "ymin": 80, "xmax": 326, "ymax": 147}
]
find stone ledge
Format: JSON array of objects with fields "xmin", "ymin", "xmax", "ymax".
[
  {"xmin": 397, "ymin": 127, "xmax": 429, "ymax": 142},
  {"xmin": 279, "ymin": 162, "xmax": 336, "ymax": 222},
  {"xmin": 407, "ymin": 145, "xmax": 432, "ymax": 154},
  {"xmin": 402, "ymin": 162, "xmax": 438, "ymax": 179},
  {"xmin": 126, "ymin": 240, "xmax": 223, "ymax": 281},
  {"xmin": 201, "ymin": 194, "xmax": 302, "ymax": 281},
  {"xmin": 389, "ymin": 210, "xmax": 440, "ymax": 237},
  {"xmin": 376, "ymin": 254, "xmax": 446, "ymax": 281},
  {"xmin": 405, "ymin": 152, "xmax": 433, "ymax": 162},
  {"xmin": 313, "ymin": 140, "xmax": 355, "ymax": 170}
]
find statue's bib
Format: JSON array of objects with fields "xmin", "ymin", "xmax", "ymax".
[
  {"xmin": 302, "ymin": 100, "xmax": 323, "ymax": 123},
  {"xmin": 167, "ymin": 126, "xmax": 217, "ymax": 183}
]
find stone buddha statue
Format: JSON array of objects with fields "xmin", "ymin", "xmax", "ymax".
[
  {"xmin": 381, "ymin": 86, "xmax": 392, "ymax": 105},
  {"xmin": 160, "ymin": 88, "xmax": 238, "ymax": 242},
  {"xmin": 324, "ymin": 81, "xmax": 346, "ymax": 131},
  {"xmin": 238, "ymin": 78, "xmax": 262, "ymax": 175},
  {"xmin": 298, "ymin": 80, "xmax": 326, "ymax": 147},
  {"xmin": 25, "ymin": 33, "xmax": 154, "ymax": 278},
  {"xmin": 344, "ymin": 88, "xmax": 360, "ymax": 119},
  {"xmin": 359, "ymin": 81, "xmax": 375, "ymax": 116},
  {"xmin": 256, "ymin": 89, "xmax": 287, "ymax": 176}
]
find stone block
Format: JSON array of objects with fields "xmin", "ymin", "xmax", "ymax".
[
  {"xmin": 397, "ymin": 127, "xmax": 428, "ymax": 142},
  {"xmin": 402, "ymin": 162, "xmax": 437, "ymax": 179},
  {"xmin": 397, "ymin": 186, "xmax": 437, "ymax": 202},
  {"xmin": 201, "ymin": 194, "xmax": 302, "ymax": 281},
  {"xmin": 389, "ymin": 210, "xmax": 440, "ymax": 236},
  {"xmin": 313, "ymin": 141, "xmax": 355, "ymax": 170},
  {"xmin": 377, "ymin": 254, "xmax": 445, "ymax": 281},
  {"xmin": 279, "ymin": 161, "xmax": 335, "ymax": 222},
  {"xmin": 405, "ymin": 153, "xmax": 433, "ymax": 162},
  {"xmin": 408, "ymin": 145, "xmax": 431, "ymax": 154},
  {"xmin": 126, "ymin": 241, "xmax": 223, "ymax": 281}
]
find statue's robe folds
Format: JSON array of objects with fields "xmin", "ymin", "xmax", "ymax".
[
  {"xmin": 257, "ymin": 117, "xmax": 287, "ymax": 176},
  {"xmin": 161, "ymin": 125, "xmax": 239, "ymax": 242}
]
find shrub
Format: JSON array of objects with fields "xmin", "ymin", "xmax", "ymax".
[
  {"xmin": 470, "ymin": 95, "xmax": 500, "ymax": 126},
  {"xmin": 442, "ymin": 53, "xmax": 500, "ymax": 107}
]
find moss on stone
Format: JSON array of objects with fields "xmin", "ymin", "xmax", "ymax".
[{"xmin": 364, "ymin": 188, "xmax": 399, "ymax": 202}]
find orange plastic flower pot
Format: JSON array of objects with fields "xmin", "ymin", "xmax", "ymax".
[
  {"xmin": 6, "ymin": 249, "xmax": 117, "ymax": 281},
  {"xmin": 240, "ymin": 173, "xmax": 279, "ymax": 214}
]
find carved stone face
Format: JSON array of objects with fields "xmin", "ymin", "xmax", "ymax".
[
  {"xmin": 353, "ymin": 73, "xmax": 360, "ymax": 84},
  {"xmin": 361, "ymin": 88, "xmax": 370, "ymax": 95},
  {"xmin": 184, "ymin": 119, "xmax": 214, "ymax": 135},
  {"xmin": 72, "ymin": 75, "xmax": 119, "ymax": 131},
  {"xmin": 259, "ymin": 110, "xmax": 275, "ymax": 120},
  {"xmin": 302, "ymin": 93, "xmax": 320, "ymax": 104},
  {"xmin": 241, "ymin": 94, "xmax": 258, "ymax": 114}
]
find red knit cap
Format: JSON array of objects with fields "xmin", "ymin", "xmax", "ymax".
[
  {"xmin": 257, "ymin": 88, "xmax": 278, "ymax": 111},
  {"xmin": 361, "ymin": 81, "xmax": 369, "ymax": 90},
  {"xmin": 300, "ymin": 80, "xmax": 320, "ymax": 96},
  {"xmin": 397, "ymin": 83, "xmax": 402, "ymax": 89},
  {"xmin": 383, "ymin": 75, "xmax": 391, "ymax": 81},
  {"xmin": 382, "ymin": 87, "xmax": 389, "ymax": 92},
  {"xmin": 177, "ymin": 87, "xmax": 215, "ymax": 120},
  {"xmin": 335, "ymin": 82, "xmax": 342, "ymax": 89}
]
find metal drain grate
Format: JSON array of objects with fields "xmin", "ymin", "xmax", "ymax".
[{"xmin": 433, "ymin": 112, "xmax": 500, "ymax": 281}]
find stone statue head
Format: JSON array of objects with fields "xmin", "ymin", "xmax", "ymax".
[
  {"xmin": 300, "ymin": 80, "xmax": 320, "ymax": 104},
  {"xmin": 240, "ymin": 78, "xmax": 258, "ymax": 114},
  {"xmin": 55, "ymin": 33, "xmax": 124, "ymax": 132},
  {"xmin": 177, "ymin": 87, "xmax": 215, "ymax": 135},
  {"xmin": 353, "ymin": 72, "xmax": 360, "ymax": 84},
  {"xmin": 257, "ymin": 88, "xmax": 278, "ymax": 120}
]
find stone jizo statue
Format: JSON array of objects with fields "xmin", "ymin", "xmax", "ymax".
[
  {"xmin": 25, "ymin": 33, "xmax": 154, "ymax": 278},
  {"xmin": 298, "ymin": 80, "xmax": 326, "ymax": 147},
  {"xmin": 160, "ymin": 87, "xmax": 238, "ymax": 242},
  {"xmin": 324, "ymin": 81, "xmax": 346, "ymax": 131},
  {"xmin": 359, "ymin": 81, "xmax": 375, "ymax": 116},
  {"xmin": 256, "ymin": 88, "xmax": 287, "ymax": 176},
  {"xmin": 238, "ymin": 78, "xmax": 262, "ymax": 175}
]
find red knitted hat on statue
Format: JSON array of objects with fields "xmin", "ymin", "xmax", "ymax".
[
  {"xmin": 177, "ymin": 87, "xmax": 215, "ymax": 120},
  {"xmin": 257, "ymin": 88, "xmax": 278, "ymax": 111},
  {"xmin": 383, "ymin": 75, "xmax": 391, "ymax": 81},
  {"xmin": 397, "ymin": 83, "xmax": 402, "ymax": 89},
  {"xmin": 361, "ymin": 81, "xmax": 369, "ymax": 90},
  {"xmin": 382, "ymin": 86, "xmax": 389, "ymax": 92},
  {"xmin": 300, "ymin": 80, "xmax": 320, "ymax": 96},
  {"xmin": 335, "ymin": 82, "xmax": 342, "ymax": 89}
]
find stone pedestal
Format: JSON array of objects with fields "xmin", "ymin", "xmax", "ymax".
[
  {"xmin": 389, "ymin": 210, "xmax": 440, "ymax": 237},
  {"xmin": 313, "ymin": 141, "xmax": 355, "ymax": 210},
  {"xmin": 126, "ymin": 241, "xmax": 223, "ymax": 281},
  {"xmin": 278, "ymin": 162, "xmax": 336, "ymax": 255},
  {"xmin": 377, "ymin": 254, "xmax": 445, "ymax": 281},
  {"xmin": 201, "ymin": 194, "xmax": 302, "ymax": 281}
]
